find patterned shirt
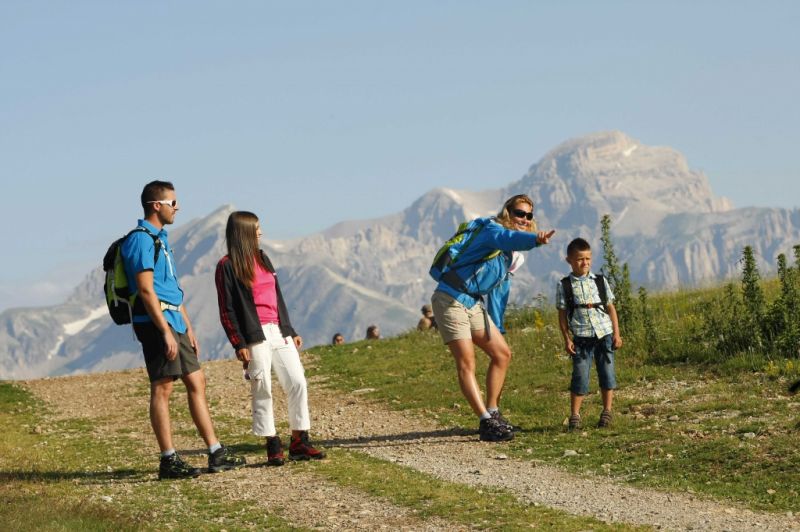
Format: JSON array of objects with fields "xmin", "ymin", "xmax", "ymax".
[{"xmin": 555, "ymin": 273, "xmax": 615, "ymax": 339}]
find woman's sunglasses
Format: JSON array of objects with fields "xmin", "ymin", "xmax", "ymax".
[{"xmin": 510, "ymin": 208, "xmax": 533, "ymax": 220}]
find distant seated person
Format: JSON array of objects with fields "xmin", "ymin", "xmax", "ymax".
[
  {"xmin": 365, "ymin": 324, "xmax": 380, "ymax": 340},
  {"xmin": 417, "ymin": 304, "xmax": 438, "ymax": 331},
  {"xmin": 331, "ymin": 333, "xmax": 345, "ymax": 346}
]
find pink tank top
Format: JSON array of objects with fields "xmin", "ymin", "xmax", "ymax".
[{"xmin": 252, "ymin": 260, "xmax": 279, "ymax": 325}]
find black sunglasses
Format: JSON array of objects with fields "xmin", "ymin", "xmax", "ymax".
[{"xmin": 510, "ymin": 208, "xmax": 533, "ymax": 220}]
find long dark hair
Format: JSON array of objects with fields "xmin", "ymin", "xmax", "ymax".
[{"xmin": 225, "ymin": 211, "xmax": 267, "ymax": 287}]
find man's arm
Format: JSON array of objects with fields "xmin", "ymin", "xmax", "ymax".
[
  {"xmin": 606, "ymin": 303, "xmax": 623, "ymax": 349},
  {"xmin": 180, "ymin": 304, "xmax": 199, "ymax": 356},
  {"xmin": 135, "ymin": 270, "xmax": 179, "ymax": 360}
]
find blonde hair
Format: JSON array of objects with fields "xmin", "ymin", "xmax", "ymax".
[
  {"xmin": 225, "ymin": 211, "xmax": 267, "ymax": 287},
  {"xmin": 496, "ymin": 194, "xmax": 537, "ymax": 232}
]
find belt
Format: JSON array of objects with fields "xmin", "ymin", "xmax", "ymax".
[{"xmin": 159, "ymin": 301, "xmax": 181, "ymax": 312}]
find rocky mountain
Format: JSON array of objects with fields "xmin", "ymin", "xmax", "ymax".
[{"xmin": 3, "ymin": 131, "xmax": 799, "ymax": 379}]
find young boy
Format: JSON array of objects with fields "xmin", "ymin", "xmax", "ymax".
[{"xmin": 556, "ymin": 238, "xmax": 623, "ymax": 430}]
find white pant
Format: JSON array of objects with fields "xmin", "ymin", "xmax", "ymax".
[{"xmin": 248, "ymin": 323, "xmax": 310, "ymax": 436}]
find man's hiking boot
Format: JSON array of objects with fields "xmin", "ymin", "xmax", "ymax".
[
  {"xmin": 597, "ymin": 410, "xmax": 613, "ymax": 428},
  {"xmin": 266, "ymin": 436, "xmax": 285, "ymax": 466},
  {"xmin": 159, "ymin": 452, "xmax": 201, "ymax": 480},
  {"xmin": 208, "ymin": 444, "xmax": 246, "ymax": 473},
  {"xmin": 490, "ymin": 410, "xmax": 521, "ymax": 433},
  {"xmin": 567, "ymin": 414, "xmax": 582, "ymax": 432},
  {"xmin": 289, "ymin": 431, "xmax": 326, "ymax": 461},
  {"xmin": 478, "ymin": 417, "xmax": 514, "ymax": 442}
]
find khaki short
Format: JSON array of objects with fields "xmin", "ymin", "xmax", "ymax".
[{"xmin": 431, "ymin": 290, "xmax": 495, "ymax": 344}]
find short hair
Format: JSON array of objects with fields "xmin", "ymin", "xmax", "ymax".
[
  {"xmin": 141, "ymin": 180, "xmax": 175, "ymax": 215},
  {"xmin": 567, "ymin": 237, "xmax": 591, "ymax": 256}
]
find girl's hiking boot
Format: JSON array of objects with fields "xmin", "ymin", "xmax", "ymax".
[
  {"xmin": 490, "ymin": 410, "xmax": 521, "ymax": 433},
  {"xmin": 266, "ymin": 436, "xmax": 285, "ymax": 466},
  {"xmin": 478, "ymin": 417, "xmax": 514, "ymax": 442},
  {"xmin": 289, "ymin": 431, "xmax": 326, "ymax": 461},
  {"xmin": 208, "ymin": 444, "xmax": 246, "ymax": 473},
  {"xmin": 567, "ymin": 414, "xmax": 582, "ymax": 432},
  {"xmin": 597, "ymin": 410, "xmax": 613, "ymax": 428},
  {"xmin": 159, "ymin": 452, "xmax": 201, "ymax": 480}
]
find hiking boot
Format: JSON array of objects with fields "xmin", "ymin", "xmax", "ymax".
[
  {"xmin": 490, "ymin": 410, "xmax": 521, "ymax": 433},
  {"xmin": 158, "ymin": 452, "xmax": 201, "ymax": 480},
  {"xmin": 567, "ymin": 414, "xmax": 582, "ymax": 432},
  {"xmin": 266, "ymin": 436, "xmax": 285, "ymax": 466},
  {"xmin": 478, "ymin": 417, "xmax": 514, "ymax": 442},
  {"xmin": 597, "ymin": 410, "xmax": 613, "ymax": 428},
  {"xmin": 289, "ymin": 431, "xmax": 326, "ymax": 461},
  {"xmin": 208, "ymin": 444, "xmax": 246, "ymax": 473}
]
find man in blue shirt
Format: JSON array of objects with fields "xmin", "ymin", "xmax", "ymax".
[{"xmin": 122, "ymin": 180, "xmax": 244, "ymax": 480}]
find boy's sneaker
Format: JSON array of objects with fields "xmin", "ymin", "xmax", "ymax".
[
  {"xmin": 159, "ymin": 453, "xmax": 201, "ymax": 480},
  {"xmin": 266, "ymin": 436, "xmax": 285, "ymax": 466},
  {"xmin": 478, "ymin": 417, "xmax": 514, "ymax": 442},
  {"xmin": 289, "ymin": 431, "xmax": 326, "ymax": 461},
  {"xmin": 567, "ymin": 414, "xmax": 582, "ymax": 432},
  {"xmin": 208, "ymin": 444, "xmax": 246, "ymax": 473},
  {"xmin": 490, "ymin": 410, "xmax": 521, "ymax": 433},
  {"xmin": 597, "ymin": 410, "xmax": 613, "ymax": 428}
]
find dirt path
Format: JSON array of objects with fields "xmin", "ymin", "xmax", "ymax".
[{"xmin": 23, "ymin": 360, "xmax": 800, "ymax": 531}]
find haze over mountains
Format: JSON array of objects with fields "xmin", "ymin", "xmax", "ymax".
[{"xmin": 3, "ymin": 131, "xmax": 799, "ymax": 379}]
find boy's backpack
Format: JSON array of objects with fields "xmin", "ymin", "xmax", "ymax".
[
  {"xmin": 429, "ymin": 218, "xmax": 502, "ymax": 293},
  {"xmin": 103, "ymin": 227, "xmax": 161, "ymax": 325},
  {"xmin": 561, "ymin": 274, "xmax": 608, "ymax": 321}
]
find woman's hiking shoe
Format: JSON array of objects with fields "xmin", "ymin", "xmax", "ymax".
[
  {"xmin": 490, "ymin": 410, "xmax": 521, "ymax": 433},
  {"xmin": 289, "ymin": 431, "xmax": 326, "ymax": 461},
  {"xmin": 159, "ymin": 453, "xmax": 201, "ymax": 480},
  {"xmin": 597, "ymin": 410, "xmax": 613, "ymax": 428},
  {"xmin": 478, "ymin": 417, "xmax": 514, "ymax": 442},
  {"xmin": 567, "ymin": 414, "xmax": 582, "ymax": 432},
  {"xmin": 208, "ymin": 444, "xmax": 246, "ymax": 473},
  {"xmin": 266, "ymin": 436, "xmax": 285, "ymax": 466}
]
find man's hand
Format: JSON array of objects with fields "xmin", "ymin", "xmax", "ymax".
[
  {"xmin": 536, "ymin": 230, "xmax": 556, "ymax": 245},
  {"xmin": 293, "ymin": 336, "xmax": 303, "ymax": 350},
  {"xmin": 163, "ymin": 331, "xmax": 179, "ymax": 360},
  {"xmin": 613, "ymin": 334, "xmax": 623, "ymax": 349},
  {"xmin": 186, "ymin": 328, "xmax": 200, "ymax": 356}
]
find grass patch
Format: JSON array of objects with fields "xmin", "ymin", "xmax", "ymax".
[{"xmin": 310, "ymin": 300, "xmax": 800, "ymax": 513}]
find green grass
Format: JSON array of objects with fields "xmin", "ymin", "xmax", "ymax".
[{"xmin": 310, "ymin": 293, "xmax": 800, "ymax": 513}]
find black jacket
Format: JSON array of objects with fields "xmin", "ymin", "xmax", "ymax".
[{"xmin": 215, "ymin": 250, "xmax": 298, "ymax": 350}]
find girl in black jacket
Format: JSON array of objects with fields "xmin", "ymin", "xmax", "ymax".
[{"xmin": 215, "ymin": 211, "xmax": 325, "ymax": 465}]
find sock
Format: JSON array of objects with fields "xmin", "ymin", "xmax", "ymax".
[
  {"xmin": 487, "ymin": 407, "xmax": 499, "ymax": 414},
  {"xmin": 209, "ymin": 442, "xmax": 222, "ymax": 454},
  {"xmin": 161, "ymin": 448, "xmax": 176, "ymax": 458},
  {"xmin": 479, "ymin": 411, "xmax": 492, "ymax": 421}
]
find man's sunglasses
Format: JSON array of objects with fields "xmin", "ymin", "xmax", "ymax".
[
  {"xmin": 147, "ymin": 199, "xmax": 178, "ymax": 208},
  {"xmin": 510, "ymin": 208, "xmax": 533, "ymax": 220}
]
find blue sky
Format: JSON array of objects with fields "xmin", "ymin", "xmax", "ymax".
[{"xmin": 1, "ymin": 1, "xmax": 798, "ymax": 312}]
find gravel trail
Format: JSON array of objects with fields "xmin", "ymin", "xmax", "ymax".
[{"xmin": 22, "ymin": 359, "xmax": 800, "ymax": 531}]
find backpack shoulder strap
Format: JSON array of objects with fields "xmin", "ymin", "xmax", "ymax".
[
  {"xmin": 594, "ymin": 274, "xmax": 607, "ymax": 305},
  {"xmin": 125, "ymin": 226, "xmax": 162, "ymax": 265},
  {"xmin": 561, "ymin": 276, "xmax": 575, "ymax": 320}
]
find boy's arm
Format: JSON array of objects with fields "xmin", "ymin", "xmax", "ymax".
[
  {"xmin": 180, "ymin": 304, "xmax": 200, "ymax": 356},
  {"xmin": 558, "ymin": 309, "xmax": 576, "ymax": 355},
  {"xmin": 606, "ymin": 303, "xmax": 623, "ymax": 349}
]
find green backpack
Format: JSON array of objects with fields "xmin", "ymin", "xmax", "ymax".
[
  {"xmin": 429, "ymin": 218, "xmax": 502, "ymax": 292},
  {"xmin": 103, "ymin": 227, "xmax": 161, "ymax": 325}
]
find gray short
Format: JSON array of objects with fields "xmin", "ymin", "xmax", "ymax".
[
  {"xmin": 133, "ymin": 322, "xmax": 202, "ymax": 382},
  {"xmin": 431, "ymin": 290, "xmax": 494, "ymax": 344}
]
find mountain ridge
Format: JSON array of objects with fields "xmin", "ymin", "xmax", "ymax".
[{"xmin": 2, "ymin": 131, "xmax": 798, "ymax": 379}]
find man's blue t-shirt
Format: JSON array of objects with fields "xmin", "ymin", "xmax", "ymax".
[{"xmin": 120, "ymin": 219, "xmax": 186, "ymax": 333}]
